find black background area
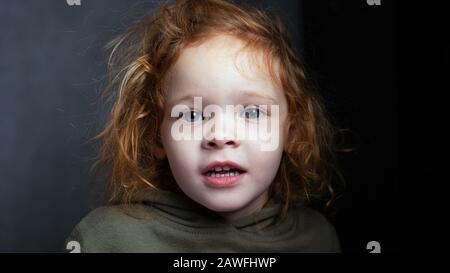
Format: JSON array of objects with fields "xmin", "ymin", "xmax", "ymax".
[{"xmin": 302, "ymin": 0, "xmax": 399, "ymax": 252}]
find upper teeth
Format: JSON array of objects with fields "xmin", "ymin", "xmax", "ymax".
[
  {"xmin": 213, "ymin": 166, "xmax": 232, "ymax": 172},
  {"xmin": 206, "ymin": 170, "xmax": 240, "ymax": 177},
  {"xmin": 205, "ymin": 165, "xmax": 243, "ymax": 177}
]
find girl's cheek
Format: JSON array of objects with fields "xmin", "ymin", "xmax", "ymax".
[{"xmin": 250, "ymin": 150, "xmax": 282, "ymax": 182}]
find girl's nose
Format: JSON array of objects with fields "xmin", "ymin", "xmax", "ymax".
[
  {"xmin": 201, "ymin": 112, "xmax": 241, "ymax": 150},
  {"xmin": 203, "ymin": 137, "xmax": 240, "ymax": 150}
]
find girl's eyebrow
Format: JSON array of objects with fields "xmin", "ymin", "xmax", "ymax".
[
  {"xmin": 169, "ymin": 93, "xmax": 201, "ymax": 106},
  {"xmin": 239, "ymin": 90, "xmax": 277, "ymax": 104},
  {"xmin": 169, "ymin": 90, "xmax": 277, "ymax": 105}
]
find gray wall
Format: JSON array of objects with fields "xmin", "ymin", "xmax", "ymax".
[{"xmin": 0, "ymin": 0, "xmax": 301, "ymax": 252}]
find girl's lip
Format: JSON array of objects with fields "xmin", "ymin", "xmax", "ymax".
[
  {"xmin": 200, "ymin": 160, "xmax": 246, "ymax": 174},
  {"xmin": 202, "ymin": 172, "xmax": 246, "ymax": 188}
]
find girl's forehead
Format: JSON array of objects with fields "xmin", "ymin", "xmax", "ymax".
[{"xmin": 165, "ymin": 35, "xmax": 282, "ymax": 101}]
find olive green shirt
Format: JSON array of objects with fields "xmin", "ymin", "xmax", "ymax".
[{"xmin": 65, "ymin": 190, "xmax": 341, "ymax": 253}]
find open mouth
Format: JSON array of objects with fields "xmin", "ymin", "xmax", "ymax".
[
  {"xmin": 201, "ymin": 161, "xmax": 247, "ymax": 188},
  {"xmin": 201, "ymin": 161, "xmax": 247, "ymax": 176},
  {"xmin": 203, "ymin": 166, "xmax": 246, "ymax": 177}
]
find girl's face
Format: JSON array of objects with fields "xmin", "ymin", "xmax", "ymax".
[{"xmin": 159, "ymin": 35, "xmax": 288, "ymax": 222}]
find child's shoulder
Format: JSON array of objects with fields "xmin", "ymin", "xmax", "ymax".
[
  {"xmin": 290, "ymin": 204, "xmax": 341, "ymax": 252},
  {"xmin": 65, "ymin": 204, "xmax": 157, "ymax": 252},
  {"xmin": 74, "ymin": 203, "xmax": 156, "ymax": 231},
  {"xmin": 296, "ymin": 205, "xmax": 334, "ymax": 228},
  {"xmin": 76, "ymin": 205, "xmax": 133, "ymax": 227}
]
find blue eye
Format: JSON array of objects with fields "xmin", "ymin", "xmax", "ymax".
[
  {"xmin": 241, "ymin": 106, "xmax": 262, "ymax": 119},
  {"xmin": 178, "ymin": 110, "xmax": 204, "ymax": 123}
]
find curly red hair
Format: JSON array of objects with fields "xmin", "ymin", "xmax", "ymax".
[{"xmin": 90, "ymin": 0, "xmax": 341, "ymax": 219}]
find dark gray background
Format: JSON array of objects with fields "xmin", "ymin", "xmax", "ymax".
[
  {"xmin": 0, "ymin": 0, "xmax": 301, "ymax": 252},
  {"xmin": 0, "ymin": 0, "xmax": 399, "ymax": 252}
]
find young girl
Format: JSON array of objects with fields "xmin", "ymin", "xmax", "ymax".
[{"xmin": 66, "ymin": 0, "xmax": 341, "ymax": 253}]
